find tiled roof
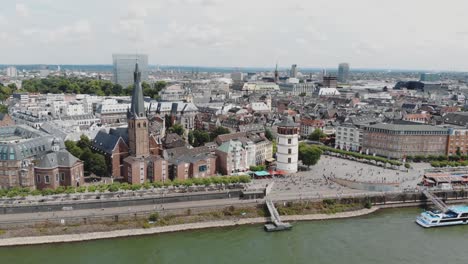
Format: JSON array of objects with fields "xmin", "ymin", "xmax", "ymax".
[{"xmin": 36, "ymin": 150, "xmax": 80, "ymax": 168}]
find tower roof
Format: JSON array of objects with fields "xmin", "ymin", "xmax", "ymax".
[
  {"xmin": 128, "ymin": 63, "xmax": 146, "ymax": 119},
  {"xmin": 277, "ymin": 115, "xmax": 299, "ymax": 127}
]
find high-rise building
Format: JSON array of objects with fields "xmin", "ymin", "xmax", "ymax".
[
  {"xmin": 290, "ymin": 64, "xmax": 298, "ymax": 78},
  {"xmin": 323, "ymin": 76, "xmax": 337, "ymax": 88},
  {"xmin": 276, "ymin": 116, "xmax": 299, "ymax": 173},
  {"xmin": 112, "ymin": 54, "xmax": 148, "ymax": 88},
  {"xmin": 6, "ymin": 66, "xmax": 17, "ymax": 78},
  {"xmin": 338, "ymin": 63, "xmax": 350, "ymax": 83},
  {"xmin": 420, "ymin": 73, "xmax": 440, "ymax": 82}
]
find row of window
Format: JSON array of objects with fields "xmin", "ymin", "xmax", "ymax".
[{"xmin": 36, "ymin": 172, "xmax": 65, "ymax": 184}]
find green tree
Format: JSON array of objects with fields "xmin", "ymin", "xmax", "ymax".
[
  {"xmin": 210, "ymin": 126, "xmax": 231, "ymax": 140},
  {"xmin": 77, "ymin": 135, "xmax": 90, "ymax": 149},
  {"xmin": 65, "ymin": 140, "xmax": 83, "ymax": 158},
  {"xmin": 0, "ymin": 105, "xmax": 7, "ymax": 114},
  {"xmin": 299, "ymin": 144, "xmax": 322, "ymax": 168},
  {"xmin": 308, "ymin": 128, "xmax": 326, "ymax": 141},
  {"xmin": 188, "ymin": 131, "xmax": 194, "ymax": 145},
  {"xmin": 168, "ymin": 124, "xmax": 185, "ymax": 136},
  {"xmin": 265, "ymin": 129, "xmax": 274, "ymax": 141},
  {"xmin": 192, "ymin": 129, "xmax": 211, "ymax": 147}
]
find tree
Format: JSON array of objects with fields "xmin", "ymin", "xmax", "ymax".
[
  {"xmin": 191, "ymin": 130, "xmax": 211, "ymax": 147},
  {"xmin": 299, "ymin": 92, "xmax": 306, "ymax": 97},
  {"xmin": 77, "ymin": 135, "xmax": 91, "ymax": 149},
  {"xmin": 168, "ymin": 124, "xmax": 185, "ymax": 136},
  {"xmin": 265, "ymin": 129, "xmax": 274, "ymax": 141},
  {"xmin": 308, "ymin": 128, "xmax": 326, "ymax": 141},
  {"xmin": 65, "ymin": 140, "xmax": 84, "ymax": 158},
  {"xmin": 210, "ymin": 126, "xmax": 231, "ymax": 140},
  {"xmin": 299, "ymin": 144, "xmax": 322, "ymax": 168},
  {"xmin": 188, "ymin": 131, "xmax": 194, "ymax": 146},
  {"xmin": 0, "ymin": 105, "xmax": 7, "ymax": 114},
  {"xmin": 456, "ymin": 147, "xmax": 462, "ymax": 157}
]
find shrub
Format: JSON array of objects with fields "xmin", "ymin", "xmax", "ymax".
[
  {"xmin": 404, "ymin": 163, "xmax": 410, "ymax": 169},
  {"xmin": 31, "ymin": 190, "xmax": 42, "ymax": 196},
  {"xmin": 87, "ymin": 185, "xmax": 97, "ymax": 193},
  {"xmin": 130, "ymin": 184, "xmax": 142, "ymax": 191},
  {"xmin": 120, "ymin": 183, "xmax": 131, "ymax": 190},
  {"xmin": 182, "ymin": 179, "xmax": 193, "ymax": 187},
  {"xmin": 108, "ymin": 184, "xmax": 120, "ymax": 192},
  {"xmin": 152, "ymin": 181, "xmax": 163, "ymax": 188},
  {"xmin": 323, "ymin": 199, "xmax": 336, "ymax": 206},
  {"xmin": 76, "ymin": 186, "xmax": 87, "ymax": 193},
  {"xmin": 148, "ymin": 212, "xmax": 159, "ymax": 222},
  {"xmin": 142, "ymin": 182, "xmax": 152, "ymax": 190},
  {"xmin": 172, "ymin": 179, "xmax": 182, "ymax": 187},
  {"xmin": 238, "ymin": 175, "xmax": 251, "ymax": 183},
  {"xmin": 364, "ymin": 200, "xmax": 372, "ymax": 209},
  {"xmin": 55, "ymin": 186, "xmax": 66, "ymax": 194},
  {"xmin": 64, "ymin": 187, "xmax": 76, "ymax": 194},
  {"xmin": 202, "ymin": 178, "xmax": 212, "ymax": 186},
  {"xmin": 41, "ymin": 188, "xmax": 55, "ymax": 196}
]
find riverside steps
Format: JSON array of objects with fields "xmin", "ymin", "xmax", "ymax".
[
  {"xmin": 419, "ymin": 187, "xmax": 449, "ymax": 212},
  {"xmin": 264, "ymin": 199, "xmax": 292, "ymax": 232}
]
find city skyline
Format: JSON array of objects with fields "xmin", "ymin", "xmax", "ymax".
[{"xmin": 1, "ymin": 0, "xmax": 468, "ymax": 71}]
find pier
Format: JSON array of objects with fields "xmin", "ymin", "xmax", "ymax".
[{"xmin": 264, "ymin": 199, "xmax": 292, "ymax": 232}]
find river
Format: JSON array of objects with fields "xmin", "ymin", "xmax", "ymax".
[{"xmin": 0, "ymin": 208, "xmax": 467, "ymax": 264}]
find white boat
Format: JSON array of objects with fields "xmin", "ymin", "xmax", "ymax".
[{"xmin": 416, "ymin": 205, "xmax": 468, "ymax": 228}]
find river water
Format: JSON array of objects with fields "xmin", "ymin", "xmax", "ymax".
[{"xmin": 1, "ymin": 208, "xmax": 467, "ymax": 264}]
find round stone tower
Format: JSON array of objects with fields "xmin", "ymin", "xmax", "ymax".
[{"xmin": 276, "ymin": 116, "xmax": 299, "ymax": 173}]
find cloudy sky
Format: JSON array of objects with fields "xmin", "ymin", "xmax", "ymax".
[{"xmin": 2, "ymin": 0, "xmax": 468, "ymax": 70}]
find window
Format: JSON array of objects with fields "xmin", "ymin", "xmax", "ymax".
[
  {"xmin": 199, "ymin": 165, "xmax": 207, "ymax": 172},
  {"xmin": 45, "ymin": 175, "xmax": 50, "ymax": 184},
  {"xmin": 288, "ymin": 158, "xmax": 292, "ymax": 163},
  {"xmin": 55, "ymin": 174, "xmax": 59, "ymax": 182},
  {"xmin": 36, "ymin": 175, "xmax": 41, "ymax": 183},
  {"xmin": 288, "ymin": 138, "xmax": 292, "ymax": 144},
  {"xmin": 288, "ymin": 149, "xmax": 292, "ymax": 154},
  {"xmin": 60, "ymin": 172, "xmax": 65, "ymax": 181}
]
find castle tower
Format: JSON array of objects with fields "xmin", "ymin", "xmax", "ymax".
[
  {"xmin": 127, "ymin": 63, "xmax": 150, "ymax": 157},
  {"xmin": 276, "ymin": 116, "xmax": 299, "ymax": 173}
]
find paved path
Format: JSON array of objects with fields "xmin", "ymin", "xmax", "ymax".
[{"xmin": 0, "ymin": 198, "xmax": 261, "ymax": 224}]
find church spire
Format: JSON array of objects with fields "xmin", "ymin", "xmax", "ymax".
[{"xmin": 128, "ymin": 62, "xmax": 146, "ymax": 119}]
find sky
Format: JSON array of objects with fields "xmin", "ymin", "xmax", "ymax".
[{"xmin": 1, "ymin": 0, "xmax": 468, "ymax": 71}]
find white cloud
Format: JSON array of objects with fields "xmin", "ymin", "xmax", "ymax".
[
  {"xmin": 20, "ymin": 20, "xmax": 92, "ymax": 43},
  {"xmin": 2, "ymin": 0, "xmax": 468, "ymax": 70},
  {"xmin": 16, "ymin": 3, "xmax": 29, "ymax": 18}
]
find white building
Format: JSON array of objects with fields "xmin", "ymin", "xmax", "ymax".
[
  {"xmin": 276, "ymin": 116, "xmax": 299, "ymax": 173},
  {"xmin": 6, "ymin": 66, "xmax": 17, "ymax": 78},
  {"xmin": 242, "ymin": 82, "xmax": 279, "ymax": 92},
  {"xmin": 335, "ymin": 124, "xmax": 361, "ymax": 151},
  {"xmin": 160, "ymin": 84, "xmax": 187, "ymax": 102},
  {"xmin": 318, "ymin": 88, "xmax": 340, "ymax": 96}
]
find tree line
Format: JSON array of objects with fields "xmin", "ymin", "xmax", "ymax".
[{"xmin": 20, "ymin": 76, "xmax": 166, "ymax": 99}]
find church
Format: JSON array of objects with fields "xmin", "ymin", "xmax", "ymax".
[
  {"xmin": 93, "ymin": 63, "xmax": 167, "ymax": 184},
  {"xmin": 92, "ymin": 63, "xmax": 219, "ymax": 183}
]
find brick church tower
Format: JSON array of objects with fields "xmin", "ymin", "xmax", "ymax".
[{"xmin": 127, "ymin": 63, "xmax": 150, "ymax": 157}]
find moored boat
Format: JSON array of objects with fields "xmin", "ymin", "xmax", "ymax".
[{"xmin": 416, "ymin": 205, "xmax": 468, "ymax": 228}]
